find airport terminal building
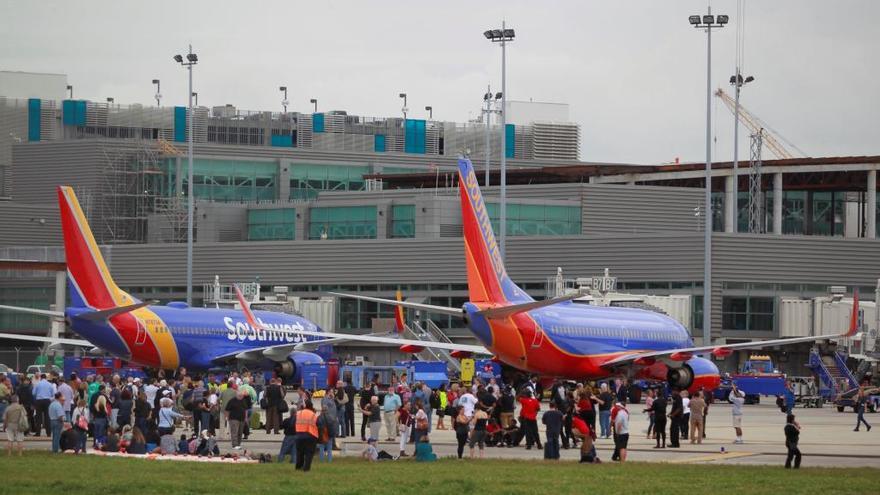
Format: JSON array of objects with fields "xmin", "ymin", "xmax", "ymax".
[{"xmin": 1, "ymin": 76, "xmax": 878, "ymax": 375}]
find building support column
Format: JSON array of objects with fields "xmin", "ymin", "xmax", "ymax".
[
  {"xmin": 773, "ymin": 172, "xmax": 783, "ymax": 235},
  {"xmin": 52, "ymin": 269, "xmax": 65, "ymax": 340},
  {"xmin": 724, "ymin": 175, "xmax": 735, "ymax": 233},
  {"xmin": 867, "ymin": 169, "xmax": 877, "ymax": 239}
]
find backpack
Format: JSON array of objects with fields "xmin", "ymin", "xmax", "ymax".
[
  {"xmin": 18, "ymin": 407, "xmax": 29, "ymax": 432},
  {"xmin": 74, "ymin": 408, "xmax": 88, "ymax": 431}
]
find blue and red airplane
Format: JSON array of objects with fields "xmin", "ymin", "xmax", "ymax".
[
  {"xmin": 0, "ymin": 186, "xmax": 484, "ymax": 381},
  {"xmin": 330, "ymin": 157, "xmax": 861, "ymax": 392}
]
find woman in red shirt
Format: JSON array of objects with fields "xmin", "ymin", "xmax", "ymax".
[{"xmin": 517, "ymin": 391, "xmax": 542, "ymax": 450}]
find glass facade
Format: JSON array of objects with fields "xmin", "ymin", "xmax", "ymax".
[
  {"xmin": 391, "ymin": 205, "xmax": 416, "ymax": 238},
  {"xmin": 289, "ymin": 164, "xmax": 370, "ymax": 200},
  {"xmin": 156, "ymin": 158, "xmax": 277, "ymax": 201},
  {"xmin": 722, "ymin": 296, "xmax": 775, "ymax": 331},
  {"xmin": 308, "ymin": 206, "xmax": 377, "ymax": 240},
  {"xmin": 0, "ymin": 287, "xmax": 55, "ymax": 331},
  {"xmin": 486, "ymin": 203, "xmax": 581, "ymax": 236},
  {"xmin": 248, "ymin": 208, "xmax": 295, "ymax": 241}
]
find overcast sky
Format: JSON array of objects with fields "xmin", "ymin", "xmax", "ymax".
[{"xmin": 2, "ymin": 0, "xmax": 877, "ymax": 164}]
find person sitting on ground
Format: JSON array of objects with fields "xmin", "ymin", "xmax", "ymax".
[
  {"xmin": 144, "ymin": 425, "xmax": 160, "ymax": 453},
  {"xmin": 119, "ymin": 425, "xmax": 133, "ymax": 452},
  {"xmin": 415, "ymin": 434, "xmax": 437, "ymax": 462},
  {"xmin": 127, "ymin": 427, "xmax": 147, "ymax": 455},
  {"xmin": 501, "ymin": 418, "xmax": 522, "ymax": 447},
  {"xmin": 572, "ymin": 414, "xmax": 600, "ymax": 464},
  {"xmin": 59, "ymin": 422, "xmax": 80, "ymax": 453},
  {"xmin": 485, "ymin": 418, "xmax": 502, "ymax": 447},
  {"xmin": 197, "ymin": 429, "xmax": 219, "ymax": 456},
  {"xmin": 103, "ymin": 426, "xmax": 120, "ymax": 453},
  {"xmin": 177, "ymin": 434, "xmax": 189, "ymax": 454},
  {"xmin": 362, "ymin": 437, "xmax": 380, "ymax": 461}
]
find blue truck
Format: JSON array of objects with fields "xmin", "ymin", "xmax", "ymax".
[{"xmin": 713, "ymin": 355, "xmax": 787, "ymax": 404}]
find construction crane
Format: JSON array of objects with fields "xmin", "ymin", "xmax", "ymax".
[{"xmin": 715, "ymin": 88, "xmax": 806, "ymax": 160}]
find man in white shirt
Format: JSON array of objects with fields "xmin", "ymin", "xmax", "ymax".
[
  {"xmin": 613, "ymin": 404, "xmax": 630, "ymax": 462},
  {"xmin": 459, "ymin": 390, "xmax": 478, "ymax": 418},
  {"xmin": 680, "ymin": 390, "xmax": 691, "ymax": 440},
  {"xmin": 56, "ymin": 378, "xmax": 75, "ymax": 422},
  {"xmin": 730, "ymin": 386, "xmax": 745, "ymax": 444},
  {"xmin": 143, "ymin": 379, "xmax": 158, "ymax": 411}
]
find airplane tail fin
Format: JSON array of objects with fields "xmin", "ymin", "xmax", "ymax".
[
  {"xmin": 394, "ymin": 289, "xmax": 406, "ymax": 333},
  {"xmin": 58, "ymin": 186, "xmax": 134, "ymax": 309},
  {"xmin": 845, "ymin": 288, "xmax": 860, "ymax": 338},
  {"xmin": 457, "ymin": 158, "xmax": 532, "ymax": 304}
]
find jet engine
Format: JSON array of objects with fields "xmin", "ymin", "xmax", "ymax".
[
  {"xmin": 666, "ymin": 356, "xmax": 720, "ymax": 392},
  {"xmin": 274, "ymin": 351, "xmax": 324, "ymax": 383}
]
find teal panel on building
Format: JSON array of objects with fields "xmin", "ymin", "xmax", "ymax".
[
  {"xmin": 173, "ymin": 106, "xmax": 187, "ymax": 142},
  {"xmin": 62, "ymin": 100, "xmax": 88, "ymax": 126},
  {"xmin": 271, "ymin": 134, "xmax": 293, "ymax": 147},
  {"xmin": 374, "ymin": 134, "xmax": 386, "ymax": 152},
  {"xmin": 248, "ymin": 208, "xmax": 295, "ymax": 240},
  {"xmin": 505, "ymin": 124, "xmax": 515, "ymax": 158},
  {"xmin": 313, "ymin": 113, "xmax": 325, "ymax": 133},
  {"xmin": 27, "ymin": 99, "xmax": 41, "ymax": 142},
  {"xmin": 404, "ymin": 119, "xmax": 426, "ymax": 154}
]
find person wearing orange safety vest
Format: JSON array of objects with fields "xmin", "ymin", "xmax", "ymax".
[{"xmin": 295, "ymin": 399, "xmax": 319, "ymax": 472}]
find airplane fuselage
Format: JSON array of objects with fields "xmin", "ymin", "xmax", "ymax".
[{"xmin": 66, "ymin": 304, "xmax": 328, "ymax": 371}]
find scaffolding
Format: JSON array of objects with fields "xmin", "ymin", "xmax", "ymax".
[{"xmin": 95, "ymin": 140, "xmax": 173, "ymax": 244}]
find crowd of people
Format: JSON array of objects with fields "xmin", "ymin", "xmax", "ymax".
[{"xmin": 1, "ymin": 367, "xmax": 864, "ymax": 469}]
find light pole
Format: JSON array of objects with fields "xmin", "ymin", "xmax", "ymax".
[
  {"xmin": 729, "ymin": 72, "xmax": 754, "ymax": 232},
  {"xmin": 192, "ymin": 92, "xmax": 198, "ymax": 107},
  {"xmin": 484, "ymin": 24, "xmax": 515, "ymax": 260},
  {"xmin": 152, "ymin": 79, "xmax": 161, "ymax": 107},
  {"xmin": 310, "ymin": 98, "xmax": 318, "ymax": 113},
  {"xmin": 425, "ymin": 106, "xmax": 433, "ymax": 119},
  {"xmin": 399, "ymin": 93, "xmax": 408, "ymax": 119},
  {"xmin": 689, "ymin": 10, "xmax": 727, "ymax": 348},
  {"xmin": 174, "ymin": 46, "xmax": 198, "ymax": 306},
  {"xmin": 280, "ymin": 86, "xmax": 288, "ymax": 113},
  {"xmin": 66, "ymin": 85, "xmax": 73, "ymax": 99},
  {"xmin": 482, "ymin": 89, "xmax": 502, "ymax": 186}
]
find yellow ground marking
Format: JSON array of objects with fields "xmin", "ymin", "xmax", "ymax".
[{"xmin": 665, "ymin": 451, "xmax": 757, "ymax": 463}]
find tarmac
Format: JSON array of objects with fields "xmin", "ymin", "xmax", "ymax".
[{"xmin": 17, "ymin": 401, "xmax": 880, "ymax": 467}]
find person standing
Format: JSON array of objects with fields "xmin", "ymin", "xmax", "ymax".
[
  {"xmin": 651, "ymin": 391, "xmax": 667, "ymax": 448},
  {"xmin": 730, "ymin": 386, "xmax": 746, "ymax": 444},
  {"xmin": 680, "ymin": 390, "xmax": 691, "ymax": 440},
  {"xmin": 57, "ymin": 378, "xmax": 74, "ymax": 422},
  {"xmin": 264, "ymin": 378, "xmax": 284, "ymax": 435},
  {"xmin": 316, "ymin": 403, "xmax": 334, "ymax": 462},
  {"xmin": 453, "ymin": 406, "xmax": 469, "ymax": 459},
  {"xmin": 643, "ymin": 388, "xmax": 655, "ymax": 439},
  {"xmin": 784, "ymin": 413, "xmax": 802, "ymax": 469},
  {"xmin": 469, "ymin": 406, "xmax": 490, "ymax": 459},
  {"xmin": 668, "ymin": 389, "xmax": 683, "ymax": 448},
  {"xmin": 277, "ymin": 405, "xmax": 298, "ymax": 464},
  {"xmin": 361, "ymin": 395, "xmax": 382, "ymax": 442},
  {"xmin": 541, "ymin": 401, "xmax": 563, "ymax": 460},
  {"xmin": 854, "ymin": 386, "xmax": 872, "ymax": 432},
  {"xmin": 613, "ymin": 402, "xmax": 630, "ymax": 462},
  {"xmin": 688, "ymin": 391, "xmax": 706, "ymax": 444},
  {"xmin": 343, "ymin": 380, "xmax": 356, "ymax": 439},
  {"xmin": 518, "ymin": 390, "xmax": 542, "ymax": 450},
  {"xmin": 382, "ymin": 386, "xmax": 401, "ymax": 441},
  {"xmin": 295, "ymin": 399, "xmax": 319, "ymax": 472},
  {"xmin": 15, "ymin": 377, "xmax": 34, "ymax": 436},
  {"xmin": 334, "ymin": 381, "xmax": 349, "ymax": 438},
  {"xmin": 32, "ymin": 374, "xmax": 54, "ymax": 437},
  {"xmin": 320, "ymin": 388, "xmax": 338, "ymax": 450},
  {"xmin": 597, "ymin": 383, "xmax": 613, "ymax": 439},
  {"xmin": 225, "ymin": 390, "xmax": 248, "ymax": 449},
  {"xmin": 48, "ymin": 392, "xmax": 66, "ymax": 453},
  {"xmin": 435, "ymin": 384, "xmax": 448, "ymax": 430},
  {"xmin": 3, "ymin": 395, "xmax": 26, "ymax": 456},
  {"xmin": 71, "ymin": 399, "xmax": 89, "ymax": 453}
]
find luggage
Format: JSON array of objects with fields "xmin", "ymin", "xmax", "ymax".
[{"xmin": 249, "ymin": 410, "xmax": 262, "ymax": 430}]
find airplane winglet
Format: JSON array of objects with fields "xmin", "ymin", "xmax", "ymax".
[
  {"xmin": 476, "ymin": 292, "xmax": 581, "ymax": 319},
  {"xmin": 845, "ymin": 288, "xmax": 860, "ymax": 337},
  {"xmin": 234, "ymin": 285, "xmax": 267, "ymax": 331}
]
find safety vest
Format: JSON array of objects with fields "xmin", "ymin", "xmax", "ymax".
[{"xmin": 295, "ymin": 409, "xmax": 318, "ymax": 438}]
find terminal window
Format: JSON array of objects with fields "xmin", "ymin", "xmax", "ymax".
[
  {"xmin": 486, "ymin": 203, "xmax": 581, "ymax": 236},
  {"xmin": 248, "ymin": 208, "xmax": 295, "ymax": 241},
  {"xmin": 722, "ymin": 296, "xmax": 775, "ymax": 331},
  {"xmin": 391, "ymin": 205, "xmax": 416, "ymax": 238},
  {"xmin": 308, "ymin": 206, "xmax": 377, "ymax": 240},
  {"xmin": 289, "ymin": 163, "xmax": 370, "ymax": 200},
  {"xmin": 158, "ymin": 158, "xmax": 277, "ymax": 201}
]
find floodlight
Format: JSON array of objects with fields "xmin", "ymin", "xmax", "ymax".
[
  {"xmin": 484, "ymin": 30, "xmax": 493, "ymax": 39},
  {"xmin": 689, "ymin": 15, "xmax": 701, "ymax": 25},
  {"xmin": 502, "ymin": 29, "xmax": 515, "ymax": 38},
  {"xmin": 495, "ymin": 92, "xmax": 502, "ymax": 100},
  {"xmin": 186, "ymin": 53, "xmax": 198, "ymax": 62},
  {"xmin": 702, "ymin": 15, "xmax": 714, "ymax": 25},
  {"xmin": 744, "ymin": 76, "xmax": 755, "ymax": 83},
  {"xmin": 173, "ymin": 54, "xmax": 183, "ymax": 63},
  {"xmin": 716, "ymin": 15, "xmax": 729, "ymax": 25},
  {"xmin": 491, "ymin": 29, "xmax": 502, "ymax": 38}
]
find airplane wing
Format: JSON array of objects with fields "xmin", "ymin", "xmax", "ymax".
[
  {"xmin": 0, "ymin": 305, "xmax": 64, "ymax": 318},
  {"xmin": 602, "ymin": 290, "xmax": 862, "ymax": 368},
  {"xmin": 329, "ymin": 291, "xmax": 583, "ymax": 320},
  {"xmin": 233, "ymin": 286, "xmax": 490, "ymax": 359},
  {"xmin": 0, "ymin": 332, "xmax": 94, "ymax": 347}
]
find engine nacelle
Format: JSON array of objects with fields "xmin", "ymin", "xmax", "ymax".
[
  {"xmin": 274, "ymin": 351, "xmax": 324, "ymax": 383},
  {"xmin": 667, "ymin": 357, "xmax": 720, "ymax": 393}
]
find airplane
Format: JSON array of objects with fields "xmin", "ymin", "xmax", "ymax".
[
  {"xmin": 329, "ymin": 157, "xmax": 862, "ymax": 392},
  {"xmin": 0, "ymin": 186, "xmax": 489, "ymax": 383}
]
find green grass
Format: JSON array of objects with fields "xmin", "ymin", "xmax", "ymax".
[{"xmin": 0, "ymin": 452, "xmax": 878, "ymax": 495}]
